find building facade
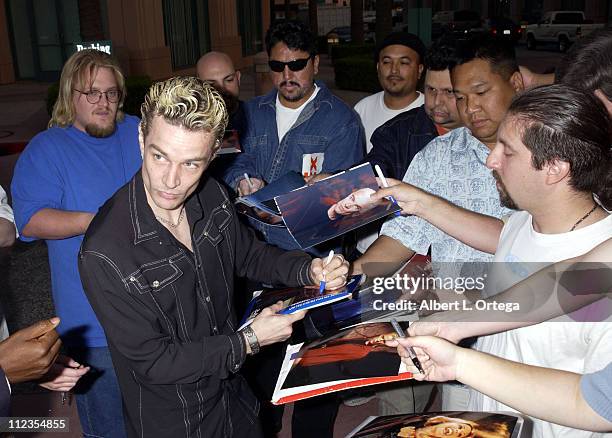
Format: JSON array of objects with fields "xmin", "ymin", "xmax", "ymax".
[{"xmin": 0, "ymin": 0, "xmax": 272, "ymax": 84}]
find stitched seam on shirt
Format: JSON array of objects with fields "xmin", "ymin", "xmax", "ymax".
[
  {"xmin": 214, "ymin": 241, "xmax": 232, "ymax": 318},
  {"xmin": 149, "ymin": 292, "xmax": 177, "ymax": 340},
  {"xmin": 175, "ymin": 384, "xmax": 190, "ymax": 437},
  {"xmin": 132, "ymin": 370, "xmax": 144, "ymax": 438},
  {"xmin": 82, "ymin": 250, "xmax": 130, "ymax": 291},
  {"xmin": 171, "ymin": 282, "xmax": 191, "ymax": 342},
  {"xmin": 195, "ymin": 379, "xmax": 203, "ymax": 438},
  {"xmin": 129, "ymin": 179, "xmax": 157, "ymax": 244}
]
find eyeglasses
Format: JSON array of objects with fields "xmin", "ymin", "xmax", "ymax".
[
  {"xmin": 73, "ymin": 89, "xmax": 122, "ymax": 104},
  {"xmin": 268, "ymin": 57, "xmax": 312, "ymax": 73}
]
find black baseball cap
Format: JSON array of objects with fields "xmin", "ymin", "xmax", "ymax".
[{"xmin": 374, "ymin": 32, "xmax": 426, "ymax": 64}]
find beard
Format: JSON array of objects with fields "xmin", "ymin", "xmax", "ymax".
[
  {"xmin": 492, "ymin": 170, "xmax": 519, "ymax": 210},
  {"xmin": 279, "ymin": 80, "xmax": 312, "ymax": 102},
  {"xmin": 86, "ymin": 121, "xmax": 116, "ymax": 138}
]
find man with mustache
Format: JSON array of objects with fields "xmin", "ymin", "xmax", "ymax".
[
  {"xmin": 11, "ymin": 49, "xmax": 141, "ymax": 437},
  {"xmin": 354, "ymin": 32, "xmax": 426, "ymax": 154},
  {"xmin": 223, "ymin": 20, "xmax": 364, "ymax": 252},
  {"xmin": 352, "ymin": 34, "xmax": 522, "ymax": 412}
]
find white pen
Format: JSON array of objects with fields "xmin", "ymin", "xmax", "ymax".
[
  {"xmin": 374, "ymin": 164, "xmax": 401, "ymax": 216},
  {"xmin": 243, "ymin": 173, "xmax": 254, "ymax": 188},
  {"xmin": 319, "ymin": 250, "xmax": 334, "ymax": 294}
]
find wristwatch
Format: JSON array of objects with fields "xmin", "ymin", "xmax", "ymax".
[{"xmin": 241, "ymin": 325, "xmax": 260, "ymax": 355}]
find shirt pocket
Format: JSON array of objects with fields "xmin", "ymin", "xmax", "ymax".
[
  {"xmin": 126, "ymin": 258, "xmax": 184, "ymax": 295},
  {"xmin": 199, "ymin": 200, "xmax": 232, "ymax": 247},
  {"xmin": 291, "ymin": 134, "xmax": 328, "ymax": 171}
]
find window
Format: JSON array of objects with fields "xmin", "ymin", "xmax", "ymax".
[
  {"xmin": 162, "ymin": 0, "xmax": 210, "ymax": 69},
  {"xmin": 236, "ymin": 0, "xmax": 263, "ymax": 56}
]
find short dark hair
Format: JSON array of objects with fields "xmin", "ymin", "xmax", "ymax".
[
  {"xmin": 425, "ymin": 35, "xmax": 459, "ymax": 71},
  {"xmin": 265, "ymin": 20, "xmax": 317, "ymax": 57},
  {"xmin": 507, "ymin": 84, "xmax": 612, "ymax": 209},
  {"xmin": 374, "ymin": 32, "xmax": 426, "ymax": 64},
  {"xmin": 452, "ymin": 33, "xmax": 518, "ymax": 80},
  {"xmin": 556, "ymin": 27, "xmax": 612, "ymax": 101}
]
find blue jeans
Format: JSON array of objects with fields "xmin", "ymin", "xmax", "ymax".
[{"xmin": 67, "ymin": 346, "xmax": 126, "ymax": 438}]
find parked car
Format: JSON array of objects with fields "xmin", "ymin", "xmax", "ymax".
[
  {"xmin": 432, "ymin": 9, "xmax": 483, "ymax": 39},
  {"xmin": 484, "ymin": 16, "xmax": 522, "ymax": 43},
  {"xmin": 326, "ymin": 26, "xmax": 352, "ymax": 45},
  {"xmin": 326, "ymin": 25, "xmax": 374, "ymax": 45},
  {"xmin": 524, "ymin": 11, "xmax": 604, "ymax": 52}
]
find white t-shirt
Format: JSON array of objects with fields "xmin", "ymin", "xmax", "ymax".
[
  {"xmin": 354, "ymin": 91, "xmax": 424, "ymax": 253},
  {"xmin": 275, "ymin": 84, "xmax": 320, "ymax": 144},
  {"xmin": 354, "ymin": 90, "xmax": 424, "ymax": 153},
  {"xmin": 0, "ymin": 185, "xmax": 14, "ymax": 225},
  {"xmin": 470, "ymin": 210, "xmax": 612, "ymax": 438}
]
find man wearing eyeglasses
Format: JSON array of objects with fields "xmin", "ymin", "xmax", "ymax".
[
  {"xmin": 11, "ymin": 49, "xmax": 141, "ymax": 438},
  {"xmin": 223, "ymin": 20, "xmax": 364, "ymax": 253}
]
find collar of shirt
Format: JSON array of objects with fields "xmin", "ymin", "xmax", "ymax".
[{"xmin": 129, "ymin": 170, "xmax": 207, "ymax": 247}]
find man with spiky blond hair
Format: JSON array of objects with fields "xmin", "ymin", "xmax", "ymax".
[
  {"xmin": 11, "ymin": 48, "xmax": 141, "ymax": 437},
  {"xmin": 78, "ymin": 76, "xmax": 349, "ymax": 438}
]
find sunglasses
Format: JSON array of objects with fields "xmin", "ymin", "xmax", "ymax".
[{"xmin": 268, "ymin": 57, "xmax": 312, "ymax": 73}]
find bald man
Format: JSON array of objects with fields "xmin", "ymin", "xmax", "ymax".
[
  {"xmin": 196, "ymin": 52, "xmax": 247, "ymax": 180},
  {"xmin": 197, "ymin": 52, "xmax": 244, "ymax": 129}
]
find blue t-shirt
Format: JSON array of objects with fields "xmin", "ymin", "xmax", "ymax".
[
  {"xmin": 581, "ymin": 362, "xmax": 612, "ymax": 423},
  {"xmin": 11, "ymin": 115, "xmax": 142, "ymax": 347}
]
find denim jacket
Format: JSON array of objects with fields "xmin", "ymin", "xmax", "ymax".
[
  {"xmin": 367, "ymin": 105, "xmax": 437, "ymax": 180},
  {"xmin": 224, "ymin": 81, "xmax": 365, "ymax": 251}
]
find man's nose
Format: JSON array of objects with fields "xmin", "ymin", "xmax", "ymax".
[{"xmin": 164, "ymin": 165, "xmax": 180, "ymax": 189}]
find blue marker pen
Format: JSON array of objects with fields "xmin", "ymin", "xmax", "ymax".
[
  {"xmin": 374, "ymin": 164, "xmax": 401, "ymax": 216},
  {"xmin": 319, "ymin": 250, "xmax": 334, "ymax": 294}
]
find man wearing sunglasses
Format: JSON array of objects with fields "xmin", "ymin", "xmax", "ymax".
[
  {"xmin": 223, "ymin": 20, "xmax": 364, "ymax": 253},
  {"xmin": 11, "ymin": 49, "xmax": 141, "ymax": 437}
]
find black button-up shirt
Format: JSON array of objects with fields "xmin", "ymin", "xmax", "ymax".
[{"xmin": 79, "ymin": 171, "xmax": 312, "ymax": 437}]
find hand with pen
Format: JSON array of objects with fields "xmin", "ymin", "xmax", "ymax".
[
  {"xmin": 385, "ymin": 335, "xmax": 459, "ymax": 382},
  {"xmin": 308, "ymin": 251, "xmax": 350, "ymax": 292},
  {"xmin": 237, "ymin": 173, "xmax": 265, "ymax": 196},
  {"xmin": 370, "ymin": 177, "xmax": 432, "ymax": 217}
]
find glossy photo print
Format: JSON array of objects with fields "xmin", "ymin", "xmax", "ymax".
[
  {"xmin": 349, "ymin": 411, "xmax": 523, "ymax": 438},
  {"xmin": 275, "ymin": 163, "xmax": 400, "ymax": 248}
]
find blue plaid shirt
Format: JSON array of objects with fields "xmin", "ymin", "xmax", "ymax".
[{"xmin": 381, "ymin": 127, "xmax": 514, "ymax": 263}]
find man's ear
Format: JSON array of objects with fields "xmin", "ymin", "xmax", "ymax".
[
  {"xmin": 594, "ymin": 89, "xmax": 612, "ymax": 118},
  {"xmin": 510, "ymin": 70, "xmax": 525, "ymax": 93},
  {"xmin": 138, "ymin": 124, "xmax": 145, "ymax": 158},
  {"xmin": 545, "ymin": 159, "xmax": 570, "ymax": 185},
  {"xmin": 312, "ymin": 55, "xmax": 320, "ymax": 75},
  {"xmin": 418, "ymin": 64, "xmax": 424, "ymax": 79},
  {"xmin": 235, "ymin": 70, "xmax": 242, "ymax": 87}
]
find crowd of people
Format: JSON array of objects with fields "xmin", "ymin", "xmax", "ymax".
[{"xmin": 0, "ymin": 17, "xmax": 610, "ymax": 438}]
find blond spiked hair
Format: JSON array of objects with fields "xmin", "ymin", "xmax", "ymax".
[
  {"xmin": 49, "ymin": 49, "xmax": 125, "ymax": 128},
  {"xmin": 140, "ymin": 76, "xmax": 228, "ymax": 150}
]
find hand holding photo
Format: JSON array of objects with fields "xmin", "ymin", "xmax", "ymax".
[{"xmin": 275, "ymin": 163, "xmax": 401, "ymax": 249}]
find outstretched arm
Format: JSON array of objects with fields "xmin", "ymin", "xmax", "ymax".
[
  {"xmin": 371, "ymin": 179, "xmax": 503, "ymax": 254},
  {"xmin": 391, "ymin": 335, "xmax": 612, "ymax": 433}
]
